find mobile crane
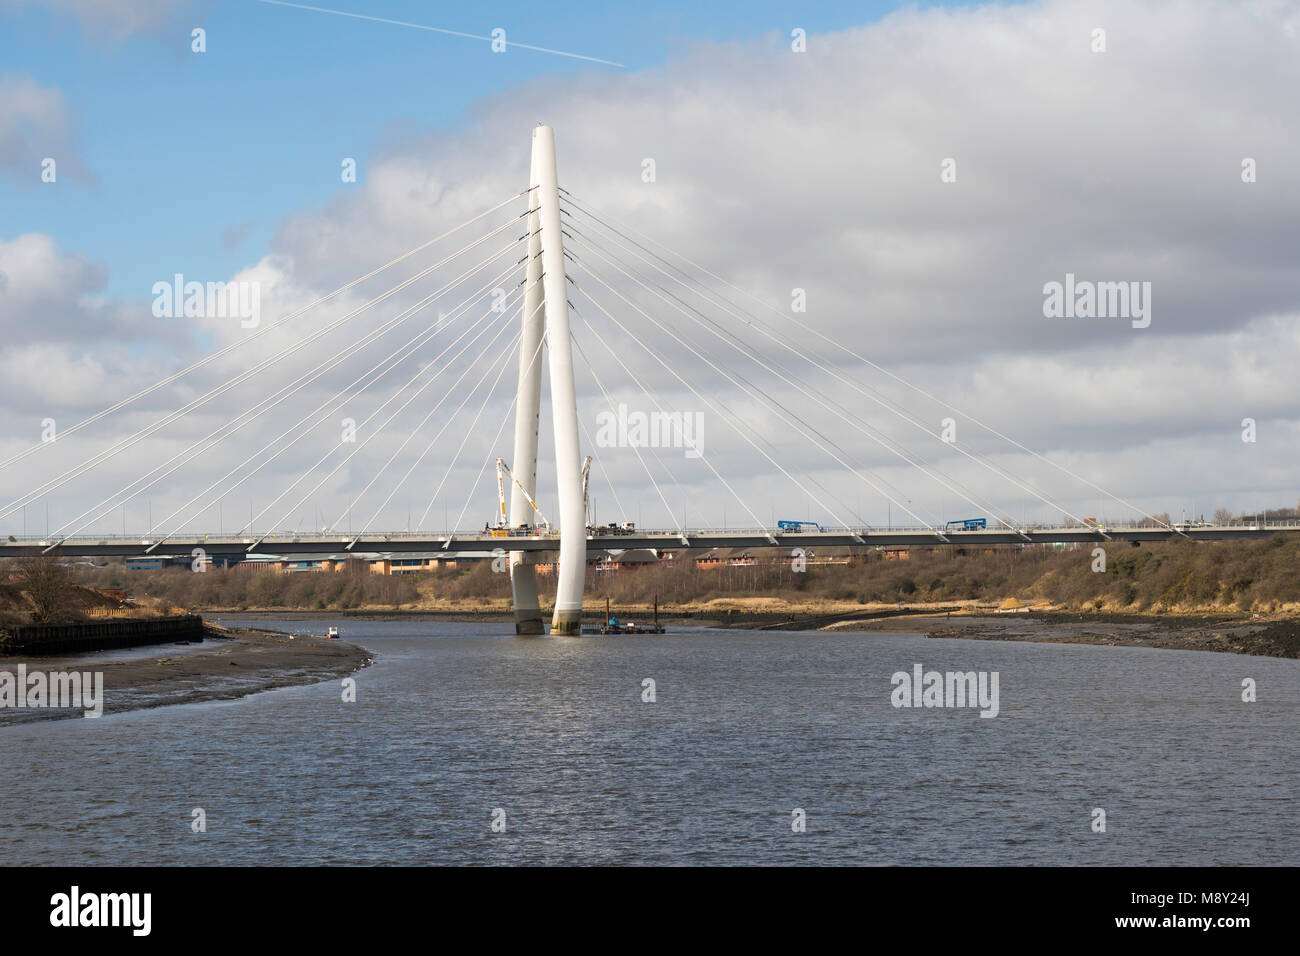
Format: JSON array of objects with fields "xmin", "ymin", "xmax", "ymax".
[{"xmin": 493, "ymin": 458, "xmax": 552, "ymax": 535}]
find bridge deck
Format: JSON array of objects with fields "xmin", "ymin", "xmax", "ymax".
[{"xmin": 1, "ymin": 525, "xmax": 1294, "ymax": 558}]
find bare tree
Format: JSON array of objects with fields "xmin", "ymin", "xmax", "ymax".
[{"xmin": 13, "ymin": 556, "xmax": 78, "ymax": 624}]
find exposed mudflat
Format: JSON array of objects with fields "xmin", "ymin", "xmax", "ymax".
[
  {"xmin": 828, "ymin": 610, "xmax": 1300, "ymax": 659},
  {"xmin": 0, "ymin": 625, "xmax": 372, "ymax": 725}
]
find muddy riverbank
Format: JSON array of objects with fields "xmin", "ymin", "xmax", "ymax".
[
  {"xmin": 0, "ymin": 623, "xmax": 371, "ymax": 725},
  {"xmin": 836, "ymin": 610, "xmax": 1300, "ymax": 659}
]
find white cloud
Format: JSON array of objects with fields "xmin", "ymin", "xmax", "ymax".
[
  {"xmin": 4, "ymin": 0, "xmax": 1300, "ymax": 534},
  {"xmin": 0, "ymin": 233, "xmax": 190, "ymax": 427},
  {"xmin": 0, "ymin": 74, "xmax": 90, "ymax": 183}
]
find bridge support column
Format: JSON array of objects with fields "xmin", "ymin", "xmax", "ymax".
[
  {"xmin": 507, "ymin": 139, "xmax": 547, "ymax": 635},
  {"xmin": 533, "ymin": 125, "xmax": 586, "ymax": 635}
]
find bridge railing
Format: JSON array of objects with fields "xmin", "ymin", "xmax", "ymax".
[{"xmin": 7, "ymin": 520, "xmax": 1300, "ymax": 548}]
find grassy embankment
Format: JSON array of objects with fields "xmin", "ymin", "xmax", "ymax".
[{"xmin": 63, "ymin": 534, "xmax": 1300, "ymax": 619}]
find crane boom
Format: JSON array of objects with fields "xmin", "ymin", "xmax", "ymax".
[
  {"xmin": 496, "ymin": 459, "xmax": 552, "ymax": 530},
  {"xmin": 494, "ymin": 458, "xmax": 509, "ymax": 529},
  {"xmin": 580, "ymin": 455, "xmax": 592, "ymax": 524}
]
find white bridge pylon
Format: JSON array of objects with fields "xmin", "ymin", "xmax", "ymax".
[{"xmin": 507, "ymin": 125, "xmax": 586, "ymax": 635}]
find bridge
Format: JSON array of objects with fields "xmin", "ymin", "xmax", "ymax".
[
  {"xmin": 3, "ymin": 126, "xmax": 1293, "ymax": 634},
  {"xmin": 1, "ymin": 522, "xmax": 1295, "ymax": 559}
]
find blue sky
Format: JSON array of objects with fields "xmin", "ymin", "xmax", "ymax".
[{"xmin": 1, "ymin": 0, "xmax": 992, "ymax": 300}]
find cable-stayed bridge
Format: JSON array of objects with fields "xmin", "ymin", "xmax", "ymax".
[{"xmin": 3, "ymin": 125, "xmax": 1294, "ymax": 634}]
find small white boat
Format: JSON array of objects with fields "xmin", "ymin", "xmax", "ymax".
[{"xmin": 326, "ymin": 626, "xmax": 340, "ymax": 639}]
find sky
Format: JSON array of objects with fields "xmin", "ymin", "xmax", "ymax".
[
  {"xmin": 1, "ymin": 0, "xmax": 1298, "ymax": 538},
  {"xmin": 2, "ymin": 0, "xmax": 944, "ymax": 298}
]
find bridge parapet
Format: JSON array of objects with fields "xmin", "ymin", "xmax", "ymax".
[{"xmin": 2, "ymin": 523, "xmax": 1295, "ymax": 558}]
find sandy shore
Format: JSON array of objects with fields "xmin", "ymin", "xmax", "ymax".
[{"xmin": 0, "ymin": 624, "xmax": 372, "ymax": 725}]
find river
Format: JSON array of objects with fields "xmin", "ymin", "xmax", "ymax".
[{"xmin": 1, "ymin": 617, "xmax": 1295, "ymax": 865}]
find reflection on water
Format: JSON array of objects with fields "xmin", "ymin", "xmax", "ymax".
[{"xmin": 1, "ymin": 617, "xmax": 1295, "ymax": 865}]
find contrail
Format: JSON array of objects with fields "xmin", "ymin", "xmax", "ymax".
[{"xmin": 253, "ymin": 0, "xmax": 626, "ymax": 68}]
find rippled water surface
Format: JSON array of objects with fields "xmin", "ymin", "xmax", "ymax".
[{"xmin": 1, "ymin": 618, "xmax": 1295, "ymax": 865}]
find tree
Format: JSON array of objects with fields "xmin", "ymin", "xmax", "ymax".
[
  {"xmin": 1213, "ymin": 508, "xmax": 1234, "ymax": 524},
  {"xmin": 14, "ymin": 556, "xmax": 78, "ymax": 624}
]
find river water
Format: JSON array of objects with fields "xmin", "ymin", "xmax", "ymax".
[{"xmin": 1, "ymin": 617, "xmax": 1295, "ymax": 865}]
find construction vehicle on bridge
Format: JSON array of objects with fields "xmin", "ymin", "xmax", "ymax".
[
  {"xmin": 494, "ymin": 458, "xmax": 552, "ymax": 534},
  {"xmin": 777, "ymin": 520, "xmax": 824, "ymax": 532}
]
